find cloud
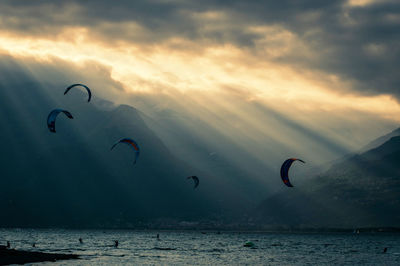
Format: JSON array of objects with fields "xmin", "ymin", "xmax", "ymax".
[
  {"xmin": 0, "ymin": 51, "xmax": 126, "ymax": 106},
  {"xmin": 0, "ymin": 0, "xmax": 399, "ymax": 100}
]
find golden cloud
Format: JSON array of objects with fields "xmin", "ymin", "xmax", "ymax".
[{"xmin": 0, "ymin": 25, "xmax": 399, "ymax": 125}]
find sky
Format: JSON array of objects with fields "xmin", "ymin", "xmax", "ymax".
[{"xmin": 0, "ymin": 0, "xmax": 399, "ymax": 165}]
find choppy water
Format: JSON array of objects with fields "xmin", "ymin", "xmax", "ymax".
[{"xmin": 1, "ymin": 229, "xmax": 400, "ymax": 265}]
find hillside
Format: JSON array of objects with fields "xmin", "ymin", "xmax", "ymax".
[
  {"xmin": 256, "ymin": 136, "xmax": 400, "ymax": 228},
  {"xmin": 0, "ymin": 76, "xmax": 248, "ymax": 228},
  {"xmin": 360, "ymin": 127, "xmax": 400, "ymax": 152}
]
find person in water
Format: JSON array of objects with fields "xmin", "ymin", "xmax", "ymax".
[
  {"xmin": 157, "ymin": 234, "xmax": 160, "ymax": 240},
  {"xmin": 79, "ymin": 238, "xmax": 83, "ymax": 244},
  {"xmin": 383, "ymin": 247, "xmax": 388, "ymax": 253},
  {"xmin": 114, "ymin": 240, "xmax": 119, "ymax": 248}
]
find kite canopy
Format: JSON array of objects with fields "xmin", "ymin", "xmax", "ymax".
[
  {"xmin": 111, "ymin": 138, "xmax": 140, "ymax": 164},
  {"xmin": 187, "ymin": 176, "xmax": 199, "ymax": 189},
  {"xmin": 64, "ymin": 83, "xmax": 92, "ymax": 102},
  {"xmin": 280, "ymin": 158, "xmax": 305, "ymax": 187},
  {"xmin": 47, "ymin": 109, "xmax": 73, "ymax": 133}
]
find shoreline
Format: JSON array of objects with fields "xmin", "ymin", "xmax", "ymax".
[{"xmin": 0, "ymin": 246, "xmax": 79, "ymax": 265}]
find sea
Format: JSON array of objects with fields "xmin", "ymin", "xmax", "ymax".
[{"xmin": 1, "ymin": 229, "xmax": 400, "ymax": 265}]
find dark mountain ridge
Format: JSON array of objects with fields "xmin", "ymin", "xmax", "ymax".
[
  {"xmin": 256, "ymin": 135, "xmax": 400, "ymax": 228},
  {"xmin": 0, "ymin": 75, "xmax": 248, "ymax": 228},
  {"xmin": 360, "ymin": 127, "xmax": 400, "ymax": 152}
]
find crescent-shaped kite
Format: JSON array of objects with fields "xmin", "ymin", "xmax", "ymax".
[
  {"xmin": 111, "ymin": 138, "xmax": 140, "ymax": 164},
  {"xmin": 187, "ymin": 176, "xmax": 199, "ymax": 189},
  {"xmin": 47, "ymin": 109, "xmax": 73, "ymax": 133},
  {"xmin": 64, "ymin": 83, "xmax": 92, "ymax": 102},
  {"xmin": 280, "ymin": 158, "xmax": 305, "ymax": 187}
]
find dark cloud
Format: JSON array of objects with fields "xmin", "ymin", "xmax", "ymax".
[
  {"xmin": 0, "ymin": 0, "xmax": 399, "ymax": 98},
  {"xmin": 0, "ymin": 0, "xmax": 341, "ymax": 43}
]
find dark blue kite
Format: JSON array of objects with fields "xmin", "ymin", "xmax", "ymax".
[
  {"xmin": 280, "ymin": 158, "xmax": 305, "ymax": 187},
  {"xmin": 64, "ymin": 83, "xmax": 92, "ymax": 102},
  {"xmin": 47, "ymin": 109, "xmax": 73, "ymax": 133},
  {"xmin": 187, "ymin": 176, "xmax": 199, "ymax": 189}
]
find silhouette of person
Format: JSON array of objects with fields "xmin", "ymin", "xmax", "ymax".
[
  {"xmin": 114, "ymin": 240, "xmax": 119, "ymax": 248},
  {"xmin": 383, "ymin": 247, "xmax": 388, "ymax": 253},
  {"xmin": 79, "ymin": 238, "xmax": 83, "ymax": 244},
  {"xmin": 6, "ymin": 241, "xmax": 10, "ymax": 248}
]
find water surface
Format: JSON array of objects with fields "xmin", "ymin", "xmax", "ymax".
[{"xmin": 1, "ymin": 229, "xmax": 399, "ymax": 265}]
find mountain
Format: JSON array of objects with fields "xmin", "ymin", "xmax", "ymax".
[
  {"xmin": 256, "ymin": 135, "xmax": 400, "ymax": 228},
  {"xmin": 360, "ymin": 127, "xmax": 400, "ymax": 153},
  {"xmin": 0, "ymin": 72, "xmax": 250, "ymax": 228}
]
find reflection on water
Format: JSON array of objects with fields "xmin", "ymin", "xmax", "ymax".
[{"xmin": 1, "ymin": 229, "xmax": 399, "ymax": 265}]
